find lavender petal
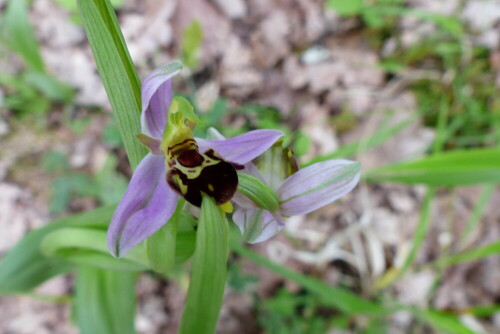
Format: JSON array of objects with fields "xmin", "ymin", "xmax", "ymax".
[
  {"xmin": 107, "ymin": 153, "xmax": 179, "ymax": 257},
  {"xmin": 278, "ymin": 160, "xmax": 361, "ymax": 216},
  {"xmin": 233, "ymin": 208, "xmax": 284, "ymax": 243},
  {"xmin": 196, "ymin": 129, "xmax": 283, "ymax": 164},
  {"xmin": 140, "ymin": 61, "xmax": 182, "ymax": 138}
]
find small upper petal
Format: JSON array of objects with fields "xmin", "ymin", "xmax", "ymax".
[
  {"xmin": 140, "ymin": 61, "xmax": 182, "ymax": 138},
  {"xmin": 278, "ymin": 159, "xmax": 361, "ymax": 216},
  {"xmin": 107, "ymin": 153, "xmax": 179, "ymax": 257},
  {"xmin": 233, "ymin": 208, "xmax": 284, "ymax": 243},
  {"xmin": 195, "ymin": 129, "xmax": 283, "ymax": 165}
]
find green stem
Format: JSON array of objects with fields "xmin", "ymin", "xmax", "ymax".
[
  {"xmin": 146, "ymin": 199, "xmax": 184, "ymax": 274},
  {"xmin": 179, "ymin": 196, "xmax": 229, "ymax": 334}
]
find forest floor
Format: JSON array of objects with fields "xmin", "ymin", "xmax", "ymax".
[{"xmin": 1, "ymin": 0, "xmax": 500, "ymax": 333}]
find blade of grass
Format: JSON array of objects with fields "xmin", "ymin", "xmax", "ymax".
[
  {"xmin": 230, "ymin": 231, "xmax": 390, "ymax": 315},
  {"xmin": 413, "ymin": 309, "xmax": 475, "ymax": 334},
  {"xmin": 466, "ymin": 304, "xmax": 500, "ymax": 317},
  {"xmin": 0, "ymin": 205, "xmax": 115, "ymax": 294},
  {"xmin": 76, "ymin": 0, "xmax": 146, "ymax": 168},
  {"xmin": 433, "ymin": 241, "xmax": 500, "ymax": 268},
  {"xmin": 400, "ymin": 188, "xmax": 435, "ymax": 274},
  {"xmin": 75, "ymin": 266, "xmax": 136, "ymax": 334},
  {"xmin": 458, "ymin": 185, "xmax": 495, "ymax": 249},
  {"xmin": 376, "ymin": 188, "xmax": 435, "ymax": 289},
  {"xmin": 431, "ymin": 96, "xmax": 450, "ymax": 153},
  {"xmin": 365, "ymin": 148, "xmax": 500, "ymax": 186},
  {"xmin": 304, "ymin": 116, "xmax": 416, "ymax": 167},
  {"xmin": 2, "ymin": 0, "xmax": 45, "ymax": 71}
]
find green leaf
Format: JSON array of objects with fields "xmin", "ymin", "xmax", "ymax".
[
  {"xmin": 56, "ymin": 0, "xmax": 125, "ymax": 12},
  {"xmin": 146, "ymin": 200, "xmax": 184, "ymax": 273},
  {"xmin": 2, "ymin": 0, "xmax": 45, "ymax": 71},
  {"xmin": 181, "ymin": 20, "xmax": 203, "ymax": 68},
  {"xmin": 365, "ymin": 148, "xmax": 500, "ymax": 186},
  {"xmin": 94, "ymin": 155, "xmax": 129, "ymax": 205},
  {"xmin": 237, "ymin": 173, "xmax": 280, "ymax": 211},
  {"xmin": 414, "ymin": 309, "xmax": 475, "ymax": 334},
  {"xmin": 305, "ymin": 116, "xmax": 415, "ymax": 167},
  {"xmin": 180, "ymin": 196, "xmax": 229, "ymax": 334},
  {"xmin": 459, "ymin": 185, "xmax": 495, "ymax": 247},
  {"xmin": 42, "ymin": 151, "xmax": 69, "ymax": 173},
  {"xmin": 175, "ymin": 230, "xmax": 196, "ymax": 264},
  {"xmin": 41, "ymin": 227, "xmax": 148, "ymax": 271},
  {"xmin": 230, "ymin": 231, "xmax": 387, "ymax": 315},
  {"xmin": 77, "ymin": 0, "xmax": 147, "ymax": 169},
  {"xmin": 103, "ymin": 117, "xmax": 124, "ymax": 147},
  {"xmin": 24, "ymin": 71, "xmax": 75, "ymax": 103},
  {"xmin": 376, "ymin": 188, "xmax": 435, "ymax": 290},
  {"xmin": 408, "ymin": 10, "xmax": 463, "ymax": 38},
  {"xmin": 0, "ymin": 205, "xmax": 115, "ymax": 294},
  {"xmin": 326, "ymin": 0, "xmax": 364, "ymax": 16},
  {"xmin": 434, "ymin": 241, "xmax": 500, "ymax": 268},
  {"xmin": 467, "ymin": 304, "xmax": 500, "ymax": 317},
  {"xmin": 400, "ymin": 188, "xmax": 435, "ymax": 273},
  {"xmin": 75, "ymin": 266, "xmax": 136, "ymax": 334},
  {"xmin": 174, "ymin": 211, "xmax": 197, "ymax": 265},
  {"xmin": 50, "ymin": 173, "xmax": 96, "ymax": 214}
]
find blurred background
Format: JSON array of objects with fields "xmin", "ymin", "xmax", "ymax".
[{"xmin": 1, "ymin": 0, "xmax": 499, "ymax": 333}]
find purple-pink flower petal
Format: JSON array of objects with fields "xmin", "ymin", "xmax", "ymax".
[
  {"xmin": 278, "ymin": 159, "xmax": 361, "ymax": 216},
  {"xmin": 195, "ymin": 129, "xmax": 283, "ymax": 165},
  {"xmin": 140, "ymin": 61, "xmax": 182, "ymax": 138},
  {"xmin": 233, "ymin": 208, "xmax": 284, "ymax": 243},
  {"xmin": 107, "ymin": 153, "xmax": 179, "ymax": 257}
]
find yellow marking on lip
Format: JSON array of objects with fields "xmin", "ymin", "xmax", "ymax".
[
  {"xmin": 172, "ymin": 174, "xmax": 188, "ymax": 195},
  {"xmin": 207, "ymin": 184, "xmax": 214, "ymax": 192},
  {"xmin": 170, "ymin": 153, "xmax": 220, "ymax": 180},
  {"xmin": 219, "ymin": 201, "xmax": 233, "ymax": 213}
]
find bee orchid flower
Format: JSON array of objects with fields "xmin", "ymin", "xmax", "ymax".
[
  {"xmin": 203, "ymin": 129, "xmax": 362, "ymax": 244},
  {"xmin": 107, "ymin": 61, "xmax": 283, "ymax": 257}
]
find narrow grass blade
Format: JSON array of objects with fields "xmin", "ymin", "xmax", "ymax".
[
  {"xmin": 414, "ymin": 309, "xmax": 475, "ymax": 334},
  {"xmin": 459, "ymin": 185, "xmax": 495, "ymax": 248},
  {"xmin": 230, "ymin": 231, "xmax": 388, "ymax": 315},
  {"xmin": 467, "ymin": 304, "xmax": 500, "ymax": 317},
  {"xmin": 366, "ymin": 148, "xmax": 500, "ymax": 186},
  {"xmin": 24, "ymin": 70, "xmax": 75, "ymax": 102},
  {"xmin": 180, "ymin": 196, "xmax": 229, "ymax": 334},
  {"xmin": 376, "ymin": 188, "xmax": 435, "ymax": 289},
  {"xmin": 75, "ymin": 266, "xmax": 136, "ymax": 334},
  {"xmin": 400, "ymin": 188, "xmax": 435, "ymax": 273},
  {"xmin": 2, "ymin": 0, "xmax": 44, "ymax": 71},
  {"xmin": 0, "ymin": 205, "xmax": 115, "ymax": 294},
  {"xmin": 434, "ymin": 241, "xmax": 500, "ymax": 268},
  {"xmin": 77, "ymin": 0, "xmax": 147, "ymax": 168},
  {"xmin": 304, "ymin": 116, "xmax": 415, "ymax": 167}
]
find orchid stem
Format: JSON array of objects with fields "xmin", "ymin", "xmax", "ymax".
[{"xmin": 179, "ymin": 196, "xmax": 229, "ymax": 334}]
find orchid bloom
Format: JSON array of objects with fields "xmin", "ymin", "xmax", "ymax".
[
  {"xmin": 107, "ymin": 61, "xmax": 283, "ymax": 257},
  {"xmin": 202, "ymin": 129, "xmax": 361, "ymax": 244}
]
